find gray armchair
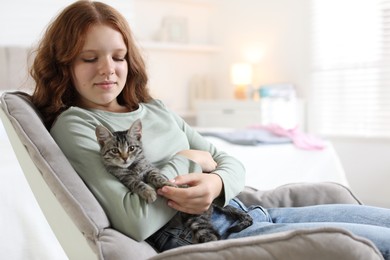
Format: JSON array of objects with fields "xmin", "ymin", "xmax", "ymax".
[{"xmin": 0, "ymin": 91, "xmax": 382, "ymax": 260}]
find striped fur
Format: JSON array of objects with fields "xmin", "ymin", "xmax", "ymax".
[{"xmin": 96, "ymin": 119, "xmax": 252, "ymax": 243}]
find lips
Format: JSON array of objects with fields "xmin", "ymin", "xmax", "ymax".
[{"xmin": 95, "ymin": 81, "xmax": 117, "ymax": 90}]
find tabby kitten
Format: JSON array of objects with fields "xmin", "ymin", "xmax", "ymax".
[{"xmin": 95, "ymin": 119, "xmax": 253, "ymax": 243}]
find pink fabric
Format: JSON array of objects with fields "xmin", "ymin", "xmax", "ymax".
[{"xmin": 250, "ymin": 124, "xmax": 326, "ymax": 150}]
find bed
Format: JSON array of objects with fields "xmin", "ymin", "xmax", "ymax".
[{"xmin": 200, "ymin": 131, "xmax": 349, "ymax": 190}]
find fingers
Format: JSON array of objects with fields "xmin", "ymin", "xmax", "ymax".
[
  {"xmin": 171, "ymin": 173, "xmax": 199, "ymax": 186},
  {"xmin": 157, "ymin": 175, "xmax": 212, "ymax": 214},
  {"xmin": 158, "ymin": 185, "xmax": 209, "ymax": 214},
  {"xmin": 158, "ymin": 184, "xmax": 204, "ymax": 204},
  {"xmin": 158, "ymin": 173, "xmax": 223, "ymax": 214}
]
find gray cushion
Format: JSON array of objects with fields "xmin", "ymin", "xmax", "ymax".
[
  {"xmin": 237, "ymin": 182, "xmax": 362, "ymax": 208},
  {"xmin": 152, "ymin": 228, "xmax": 381, "ymax": 260},
  {"xmin": 0, "ymin": 91, "xmax": 383, "ymax": 260}
]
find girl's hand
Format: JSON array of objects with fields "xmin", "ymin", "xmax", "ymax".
[
  {"xmin": 157, "ymin": 173, "xmax": 223, "ymax": 214},
  {"xmin": 176, "ymin": 150, "xmax": 217, "ymax": 173}
]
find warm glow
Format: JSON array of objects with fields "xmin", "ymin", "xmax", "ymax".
[
  {"xmin": 243, "ymin": 47, "xmax": 264, "ymax": 64},
  {"xmin": 230, "ymin": 63, "xmax": 253, "ymax": 85},
  {"xmin": 231, "ymin": 63, "xmax": 253, "ymax": 99}
]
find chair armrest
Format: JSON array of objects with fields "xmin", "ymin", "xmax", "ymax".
[
  {"xmin": 237, "ymin": 182, "xmax": 362, "ymax": 208},
  {"xmin": 150, "ymin": 184, "xmax": 380, "ymax": 260},
  {"xmin": 151, "ymin": 227, "xmax": 381, "ymax": 260}
]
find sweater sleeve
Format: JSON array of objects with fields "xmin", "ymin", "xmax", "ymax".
[
  {"xmin": 50, "ymin": 110, "xmax": 181, "ymax": 241},
  {"xmin": 50, "ymin": 103, "xmax": 245, "ymax": 241},
  {"xmin": 166, "ymin": 106, "xmax": 246, "ymax": 206}
]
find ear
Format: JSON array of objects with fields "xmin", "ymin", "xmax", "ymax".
[
  {"xmin": 95, "ymin": 125, "xmax": 113, "ymax": 147},
  {"xmin": 128, "ymin": 119, "xmax": 142, "ymax": 140}
]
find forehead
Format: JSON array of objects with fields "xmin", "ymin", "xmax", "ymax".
[{"xmin": 82, "ymin": 24, "xmax": 127, "ymax": 51}]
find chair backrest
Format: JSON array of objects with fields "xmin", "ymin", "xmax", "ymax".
[
  {"xmin": 0, "ymin": 91, "xmax": 106, "ymax": 259},
  {"xmin": 0, "ymin": 91, "xmax": 167, "ymax": 260}
]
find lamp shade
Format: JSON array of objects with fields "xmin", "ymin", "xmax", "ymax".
[{"xmin": 230, "ymin": 63, "xmax": 253, "ymax": 85}]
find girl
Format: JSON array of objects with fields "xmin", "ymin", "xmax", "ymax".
[{"xmin": 30, "ymin": 1, "xmax": 390, "ymax": 258}]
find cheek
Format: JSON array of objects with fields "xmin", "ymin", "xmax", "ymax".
[
  {"xmin": 117, "ymin": 63, "xmax": 128, "ymax": 79},
  {"xmin": 73, "ymin": 64, "xmax": 93, "ymax": 87},
  {"xmin": 72, "ymin": 64, "xmax": 84, "ymax": 86}
]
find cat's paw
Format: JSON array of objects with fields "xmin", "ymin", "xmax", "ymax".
[
  {"xmin": 161, "ymin": 182, "xmax": 188, "ymax": 189},
  {"xmin": 162, "ymin": 181, "xmax": 178, "ymax": 188},
  {"xmin": 140, "ymin": 188, "xmax": 157, "ymax": 203},
  {"xmin": 194, "ymin": 231, "xmax": 220, "ymax": 243}
]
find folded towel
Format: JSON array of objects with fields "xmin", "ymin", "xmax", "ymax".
[{"xmin": 199, "ymin": 128, "xmax": 291, "ymax": 146}]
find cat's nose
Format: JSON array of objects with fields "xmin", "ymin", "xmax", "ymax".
[{"xmin": 121, "ymin": 156, "xmax": 127, "ymax": 163}]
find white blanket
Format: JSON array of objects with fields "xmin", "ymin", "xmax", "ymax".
[{"xmin": 203, "ymin": 135, "xmax": 349, "ymax": 190}]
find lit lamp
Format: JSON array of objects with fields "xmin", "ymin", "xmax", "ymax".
[{"xmin": 230, "ymin": 63, "xmax": 253, "ymax": 99}]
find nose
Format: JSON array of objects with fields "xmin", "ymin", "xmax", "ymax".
[
  {"xmin": 121, "ymin": 156, "xmax": 128, "ymax": 163},
  {"xmin": 99, "ymin": 57, "xmax": 115, "ymax": 76},
  {"xmin": 120, "ymin": 152, "xmax": 128, "ymax": 162}
]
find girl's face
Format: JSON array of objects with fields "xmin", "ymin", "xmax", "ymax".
[{"xmin": 72, "ymin": 24, "xmax": 128, "ymax": 112}]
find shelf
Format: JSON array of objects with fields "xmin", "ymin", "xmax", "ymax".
[
  {"xmin": 138, "ymin": 41, "xmax": 220, "ymax": 53},
  {"xmin": 135, "ymin": 0, "xmax": 216, "ymax": 7}
]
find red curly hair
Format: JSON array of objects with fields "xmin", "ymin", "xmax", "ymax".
[{"xmin": 30, "ymin": 0, "xmax": 151, "ymax": 128}]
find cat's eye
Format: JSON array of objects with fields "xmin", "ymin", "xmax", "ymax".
[
  {"xmin": 111, "ymin": 148, "xmax": 119, "ymax": 154},
  {"xmin": 128, "ymin": 146, "xmax": 135, "ymax": 152}
]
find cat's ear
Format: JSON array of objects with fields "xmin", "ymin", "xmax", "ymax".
[
  {"xmin": 95, "ymin": 125, "xmax": 113, "ymax": 147},
  {"xmin": 129, "ymin": 119, "xmax": 142, "ymax": 140}
]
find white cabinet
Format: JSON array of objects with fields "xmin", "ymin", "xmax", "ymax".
[
  {"xmin": 196, "ymin": 99, "xmax": 305, "ymax": 129},
  {"xmin": 196, "ymin": 100, "xmax": 262, "ymax": 128}
]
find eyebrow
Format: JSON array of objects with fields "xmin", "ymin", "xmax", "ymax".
[{"xmin": 79, "ymin": 49, "xmax": 127, "ymax": 54}]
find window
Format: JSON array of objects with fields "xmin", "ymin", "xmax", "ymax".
[{"xmin": 309, "ymin": 0, "xmax": 390, "ymax": 138}]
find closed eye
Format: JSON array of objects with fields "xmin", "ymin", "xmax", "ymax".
[
  {"xmin": 113, "ymin": 57, "xmax": 126, "ymax": 62},
  {"xmin": 82, "ymin": 58, "xmax": 97, "ymax": 63}
]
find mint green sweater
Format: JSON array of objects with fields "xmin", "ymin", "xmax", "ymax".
[{"xmin": 50, "ymin": 99, "xmax": 245, "ymax": 241}]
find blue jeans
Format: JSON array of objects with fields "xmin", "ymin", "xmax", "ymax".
[{"xmin": 146, "ymin": 198, "xmax": 390, "ymax": 259}]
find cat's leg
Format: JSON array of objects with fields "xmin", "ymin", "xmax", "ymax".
[
  {"xmin": 220, "ymin": 205, "xmax": 253, "ymax": 233},
  {"xmin": 182, "ymin": 208, "xmax": 220, "ymax": 243},
  {"xmin": 145, "ymin": 169, "xmax": 177, "ymax": 189},
  {"xmin": 122, "ymin": 176, "xmax": 158, "ymax": 203}
]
